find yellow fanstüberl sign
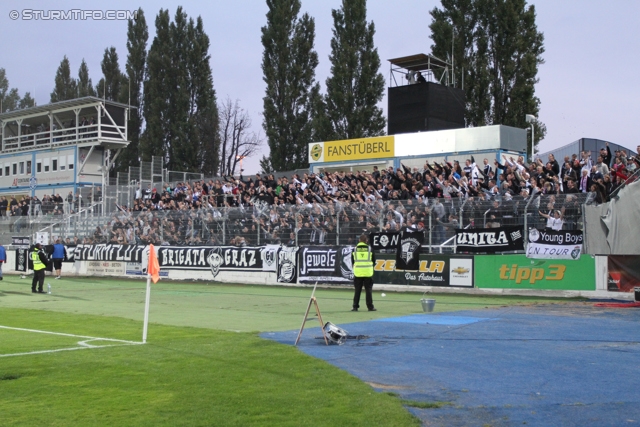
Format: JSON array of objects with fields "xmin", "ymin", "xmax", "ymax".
[{"xmin": 308, "ymin": 135, "xmax": 394, "ymax": 163}]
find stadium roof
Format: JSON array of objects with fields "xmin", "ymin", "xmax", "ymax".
[
  {"xmin": 0, "ymin": 96, "xmax": 136, "ymax": 122},
  {"xmin": 387, "ymin": 53, "xmax": 450, "ymax": 72}
]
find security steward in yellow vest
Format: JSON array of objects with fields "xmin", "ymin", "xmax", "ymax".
[
  {"xmin": 31, "ymin": 243, "xmax": 49, "ymax": 293},
  {"xmin": 351, "ymin": 234, "xmax": 376, "ymax": 312}
]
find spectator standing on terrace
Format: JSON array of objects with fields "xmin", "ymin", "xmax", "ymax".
[
  {"xmin": 579, "ymin": 170, "xmax": 591, "ymax": 193},
  {"xmin": 548, "ymin": 154, "xmax": 560, "ymax": 175},
  {"xmin": 482, "ymin": 158, "xmax": 492, "ymax": 177},
  {"xmin": 580, "ymin": 151, "xmax": 593, "ymax": 174},
  {"xmin": 431, "ymin": 199, "xmax": 446, "ymax": 242},
  {"xmin": 0, "ymin": 196, "xmax": 7, "ymax": 218},
  {"xmin": 590, "ymin": 182, "xmax": 609, "ymax": 204},
  {"xmin": 20, "ymin": 200, "xmax": 29, "ymax": 216},
  {"xmin": 351, "ymin": 234, "xmax": 376, "ymax": 312},
  {"xmin": 539, "ymin": 210, "xmax": 563, "ymax": 231},
  {"xmin": 486, "ymin": 200, "xmax": 503, "ymax": 228},
  {"xmin": 595, "ymin": 155, "xmax": 610, "ymax": 176},
  {"xmin": 563, "ymin": 178, "xmax": 579, "ymax": 194},
  {"xmin": 66, "ymin": 192, "xmax": 74, "ymax": 213},
  {"xmin": 600, "ymin": 142, "xmax": 612, "ymax": 168},
  {"xmin": 561, "ymin": 161, "xmax": 577, "ymax": 187},
  {"xmin": 143, "ymin": 184, "xmax": 152, "ymax": 201}
]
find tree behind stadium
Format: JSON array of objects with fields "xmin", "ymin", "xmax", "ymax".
[
  {"xmin": 142, "ymin": 7, "xmax": 220, "ymax": 174},
  {"xmin": 319, "ymin": 0, "xmax": 386, "ymax": 141},
  {"xmin": 116, "ymin": 8, "xmax": 148, "ymax": 172},
  {"xmin": 77, "ymin": 60, "xmax": 97, "ymax": 98},
  {"xmin": 261, "ymin": 0, "xmax": 320, "ymax": 172},
  {"xmin": 429, "ymin": 0, "xmax": 546, "ymax": 147},
  {"xmin": 0, "ymin": 69, "xmax": 35, "ymax": 112},
  {"xmin": 50, "ymin": 56, "xmax": 77, "ymax": 103}
]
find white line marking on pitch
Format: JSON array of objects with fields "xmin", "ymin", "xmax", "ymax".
[{"xmin": 0, "ymin": 325, "xmax": 143, "ymax": 358}]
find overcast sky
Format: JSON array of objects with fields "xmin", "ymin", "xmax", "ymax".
[{"xmin": 1, "ymin": 0, "xmax": 638, "ymax": 173}]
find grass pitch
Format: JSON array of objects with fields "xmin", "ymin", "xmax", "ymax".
[{"xmin": 0, "ymin": 275, "xmax": 576, "ymax": 426}]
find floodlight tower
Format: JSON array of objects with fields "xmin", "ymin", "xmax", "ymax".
[
  {"xmin": 236, "ymin": 155, "xmax": 246, "ymax": 176},
  {"xmin": 525, "ymin": 114, "xmax": 536, "ymax": 162}
]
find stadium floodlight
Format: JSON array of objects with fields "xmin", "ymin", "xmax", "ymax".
[{"xmin": 525, "ymin": 114, "xmax": 536, "ymax": 162}]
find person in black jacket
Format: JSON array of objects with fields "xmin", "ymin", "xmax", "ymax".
[
  {"xmin": 31, "ymin": 243, "xmax": 50, "ymax": 293},
  {"xmin": 600, "ymin": 142, "xmax": 612, "ymax": 168},
  {"xmin": 0, "ymin": 196, "xmax": 7, "ymax": 217}
]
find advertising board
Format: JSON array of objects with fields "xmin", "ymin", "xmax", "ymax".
[{"xmin": 474, "ymin": 255, "xmax": 595, "ymax": 290}]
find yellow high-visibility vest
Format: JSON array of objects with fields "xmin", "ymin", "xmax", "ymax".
[
  {"xmin": 32, "ymin": 250, "xmax": 45, "ymax": 271},
  {"xmin": 352, "ymin": 242, "xmax": 373, "ymax": 278}
]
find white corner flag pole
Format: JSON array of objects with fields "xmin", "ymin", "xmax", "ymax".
[{"xmin": 142, "ymin": 273, "xmax": 152, "ymax": 343}]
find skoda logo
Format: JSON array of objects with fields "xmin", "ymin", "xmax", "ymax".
[{"xmin": 310, "ymin": 143, "xmax": 322, "ymax": 161}]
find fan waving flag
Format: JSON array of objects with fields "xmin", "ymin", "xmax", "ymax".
[{"xmin": 148, "ymin": 244, "xmax": 160, "ymax": 283}]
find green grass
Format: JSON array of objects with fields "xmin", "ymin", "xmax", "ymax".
[
  {"xmin": 0, "ymin": 275, "xmax": 578, "ymax": 332},
  {"xmin": 0, "ymin": 308, "xmax": 420, "ymax": 427},
  {"xmin": 0, "ymin": 275, "xmax": 580, "ymax": 426}
]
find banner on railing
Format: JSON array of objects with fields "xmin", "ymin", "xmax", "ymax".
[
  {"xmin": 72, "ymin": 244, "xmax": 145, "ymax": 263},
  {"xmin": 526, "ymin": 229, "xmax": 583, "ymax": 260},
  {"xmin": 14, "ymin": 249, "xmax": 28, "ymax": 272},
  {"xmin": 455, "ymin": 226, "xmax": 524, "ymax": 253},
  {"xmin": 156, "ymin": 246, "xmax": 263, "ymax": 279},
  {"xmin": 373, "ymin": 254, "xmax": 474, "ymax": 287},
  {"xmin": 370, "ymin": 232, "xmax": 401, "ymax": 251},
  {"xmin": 261, "ymin": 244, "xmax": 280, "ymax": 273},
  {"xmin": 395, "ymin": 231, "xmax": 424, "ymax": 270},
  {"xmin": 298, "ymin": 246, "xmax": 354, "ymax": 284},
  {"xmin": 12, "ymin": 236, "xmax": 30, "ymax": 248},
  {"xmin": 63, "ymin": 245, "xmax": 76, "ymax": 263},
  {"xmin": 277, "ymin": 246, "xmax": 299, "ymax": 283}
]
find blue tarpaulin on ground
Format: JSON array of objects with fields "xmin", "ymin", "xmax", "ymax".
[{"xmin": 263, "ymin": 305, "xmax": 640, "ymax": 427}]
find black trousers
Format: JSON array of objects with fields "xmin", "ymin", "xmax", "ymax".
[
  {"xmin": 353, "ymin": 276, "xmax": 374, "ymax": 310},
  {"xmin": 32, "ymin": 269, "xmax": 45, "ymax": 291}
]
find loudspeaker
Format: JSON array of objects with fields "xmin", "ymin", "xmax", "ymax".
[{"xmin": 387, "ymin": 82, "xmax": 465, "ymax": 135}]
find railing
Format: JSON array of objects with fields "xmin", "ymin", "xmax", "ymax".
[
  {"xmin": 30, "ymin": 193, "xmax": 595, "ymax": 254},
  {"xmin": 34, "ymin": 202, "xmax": 103, "ymax": 241},
  {"xmin": 2, "ymin": 123, "xmax": 127, "ymax": 151},
  {"xmin": 609, "ymin": 167, "xmax": 640, "ymax": 199}
]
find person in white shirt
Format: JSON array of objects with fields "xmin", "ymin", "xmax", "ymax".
[{"xmin": 539, "ymin": 210, "xmax": 563, "ymax": 231}]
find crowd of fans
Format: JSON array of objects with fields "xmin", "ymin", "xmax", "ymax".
[
  {"xmin": 9, "ymin": 143, "xmax": 639, "ymax": 247},
  {"xmin": 0, "ymin": 189, "xmax": 101, "ymax": 219},
  {"xmin": 74, "ymin": 143, "xmax": 637, "ymax": 247}
]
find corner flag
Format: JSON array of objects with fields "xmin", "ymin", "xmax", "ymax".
[
  {"xmin": 148, "ymin": 244, "xmax": 160, "ymax": 283},
  {"xmin": 143, "ymin": 244, "xmax": 160, "ymax": 343}
]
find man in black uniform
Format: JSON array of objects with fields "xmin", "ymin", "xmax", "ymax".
[{"xmin": 31, "ymin": 243, "xmax": 49, "ymax": 293}]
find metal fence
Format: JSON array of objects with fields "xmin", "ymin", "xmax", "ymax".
[{"xmin": 29, "ymin": 192, "xmax": 594, "ymax": 254}]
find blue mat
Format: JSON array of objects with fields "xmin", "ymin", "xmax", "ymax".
[
  {"xmin": 374, "ymin": 314, "xmax": 492, "ymax": 325},
  {"xmin": 263, "ymin": 305, "xmax": 640, "ymax": 426}
]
